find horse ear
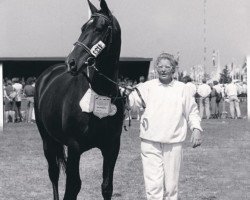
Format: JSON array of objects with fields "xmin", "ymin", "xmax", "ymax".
[
  {"xmin": 87, "ymin": 0, "xmax": 98, "ymax": 14},
  {"xmin": 100, "ymin": 0, "xmax": 111, "ymax": 17}
]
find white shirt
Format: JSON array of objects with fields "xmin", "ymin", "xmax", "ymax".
[
  {"xmin": 129, "ymin": 79, "xmax": 202, "ymax": 144},
  {"xmin": 186, "ymin": 82, "xmax": 197, "ymax": 97},
  {"xmin": 197, "ymin": 83, "xmax": 211, "ymax": 98},
  {"xmin": 12, "ymin": 83, "xmax": 23, "ymax": 101},
  {"xmin": 236, "ymin": 84, "xmax": 243, "ymax": 94},
  {"xmin": 242, "ymin": 84, "xmax": 247, "ymax": 94},
  {"xmin": 225, "ymin": 83, "xmax": 238, "ymax": 96}
]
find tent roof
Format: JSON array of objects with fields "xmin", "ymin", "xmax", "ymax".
[{"xmin": 0, "ymin": 57, "xmax": 152, "ymax": 62}]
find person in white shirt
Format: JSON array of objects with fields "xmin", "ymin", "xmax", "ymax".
[
  {"xmin": 183, "ymin": 76, "xmax": 197, "ymax": 97},
  {"xmin": 125, "ymin": 53, "xmax": 202, "ymax": 200},
  {"xmin": 242, "ymin": 82, "xmax": 247, "ymax": 96},
  {"xmin": 225, "ymin": 78, "xmax": 241, "ymax": 119},
  {"xmin": 212, "ymin": 81, "xmax": 223, "ymax": 118},
  {"xmin": 12, "ymin": 77, "xmax": 23, "ymax": 122},
  {"xmin": 197, "ymin": 79, "xmax": 211, "ymax": 119},
  {"xmin": 135, "ymin": 75, "xmax": 146, "ymax": 120}
]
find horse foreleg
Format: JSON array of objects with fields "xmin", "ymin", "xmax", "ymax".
[
  {"xmin": 63, "ymin": 140, "xmax": 82, "ymax": 200},
  {"xmin": 101, "ymin": 140, "xmax": 120, "ymax": 200},
  {"xmin": 43, "ymin": 140, "xmax": 61, "ymax": 200}
]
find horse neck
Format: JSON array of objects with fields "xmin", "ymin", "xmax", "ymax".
[
  {"xmin": 91, "ymin": 31, "xmax": 121, "ymax": 96},
  {"xmin": 91, "ymin": 56, "xmax": 119, "ymax": 96}
]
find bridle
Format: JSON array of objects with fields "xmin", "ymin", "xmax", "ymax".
[
  {"xmin": 72, "ymin": 13, "xmax": 113, "ymax": 72},
  {"xmin": 69, "ymin": 13, "xmax": 123, "ymax": 94},
  {"xmin": 73, "ymin": 13, "xmax": 146, "ymax": 109},
  {"xmin": 68, "ymin": 12, "xmax": 146, "ymax": 120}
]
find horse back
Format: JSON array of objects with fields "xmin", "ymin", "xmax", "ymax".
[{"xmin": 35, "ymin": 64, "xmax": 67, "ymax": 102}]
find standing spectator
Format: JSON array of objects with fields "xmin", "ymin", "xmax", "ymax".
[
  {"xmin": 3, "ymin": 80, "xmax": 15, "ymax": 123},
  {"xmin": 135, "ymin": 76, "xmax": 146, "ymax": 120},
  {"xmin": 12, "ymin": 77, "xmax": 23, "ymax": 122},
  {"xmin": 126, "ymin": 79, "xmax": 133, "ymax": 120},
  {"xmin": 31, "ymin": 78, "xmax": 36, "ymax": 121},
  {"xmin": 183, "ymin": 76, "xmax": 197, "ymax": 97},
  {"xmin": 124, "ymin": 52, "xmax": 202, "ymax": 200},
  {"xmin": 23, "ymin": 77, "xmax": 35, "ymax": 123},
  {"xmin": 132, "ymin": 80, "xmax": 138, "ymax": 87},
  {"xmin": 21, "ymin": 77, "xmax": 26, "ymax": 87},
  {"xmin": 242, "ymin": 82, "xmax": 247, "ymax": 97},
  {"xmin": 213, "ymin": 81, "xmax": 222, "ymax": 118},
  {"xmin": 225, "ymin": 78, "xmax": 241, "ymax": 119},
  {"xmin": 197, "ymin": 79, "xmax": 211, "ymax": 119},
  {"xmin": 220, "ymin": 83, "xmax": 228, "ymax": 118},
  {"xmin": 237, "ymin": 82, "xmax": 246, "ymax": 102},
  {"xmin": 139, "ymin": 75, "xmax": 145, "ymax": 84},
  {"xmin": 209, "ymin": 82, "xmax": 218, "ymax": 119}
]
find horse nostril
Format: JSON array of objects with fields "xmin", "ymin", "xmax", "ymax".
[
  {"xmin": 69, "ymin": 59, "xmax": 76, "ymax": 67},
  {"xmin": 71, "ymin": 65, "xmax": 77, "ymax": 72}
]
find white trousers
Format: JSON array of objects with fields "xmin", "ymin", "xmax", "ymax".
[{"xmin": 141, "ymin": 139, "xmax": 183, "ymax": 200}]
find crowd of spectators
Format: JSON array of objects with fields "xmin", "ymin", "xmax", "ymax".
[
  {"xmin": 119, "ymin": 75, "xmax": 247, "ymax": 121},
  {"xmin": 3, "ymin": 77, "xmax": 36, "ymax": 123},
  {"xmin": 183, "ymin": 77, "xmax": 247, "ymax": 119},
  {"xmin": 2, "ymin": 74, "xmax": 247, "ymax": 123}
]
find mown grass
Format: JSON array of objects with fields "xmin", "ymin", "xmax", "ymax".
[{"xmin": 0, "ymin": 117, "xmax": 250, "ymax": 200}]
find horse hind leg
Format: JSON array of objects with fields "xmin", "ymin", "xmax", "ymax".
[
  {"xmin": 43, "ymin": 138, "xmax": 66, "ymax": 200},
  {"xmin": 63, "ymin": 139, "xmax": 82, "ymax": 200}
]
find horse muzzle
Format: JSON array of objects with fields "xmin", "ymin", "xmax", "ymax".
[
  {"xmin": 66, "ymin": 59, "xmax": 77, "ymax": 76},
  {"xmin": 66, "ymin": 57, "xmax": 96, "ymax": 76}
]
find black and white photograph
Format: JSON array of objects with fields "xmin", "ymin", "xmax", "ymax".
[{"xmin": 0, "ymin": 0, "xmax": 249, "ymax": 199}]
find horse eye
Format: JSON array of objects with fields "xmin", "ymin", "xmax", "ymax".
[{"xmin": 95, "ymin": 25, "xmax": 104, "ymax": 32}]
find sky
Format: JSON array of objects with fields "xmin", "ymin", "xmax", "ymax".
[{"xmin": 0, "ymin": 0, "xmax": 249, "ymax": 73}]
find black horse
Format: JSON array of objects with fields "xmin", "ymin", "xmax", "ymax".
[{"xmin": 34, "ymin": 1, "xmax": 124, "ymax": 199}]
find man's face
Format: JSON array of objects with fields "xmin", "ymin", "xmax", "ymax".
[{"xmin": 156, "ymin": 59, "xmax": 174, "ymax": 82}]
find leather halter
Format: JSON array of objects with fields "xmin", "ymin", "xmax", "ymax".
[{"xmin": 73, "ymin": 13, "xmax": 113, "ymax": 67}]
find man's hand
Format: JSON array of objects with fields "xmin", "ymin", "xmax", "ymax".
[{"xmin": 191, "ymin": 128, "xmax": 202, "ymax": 148}]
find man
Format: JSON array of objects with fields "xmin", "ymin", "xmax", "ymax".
[
  {"xmin": 125, "ymin": 53, "xmax": 202, "ymax": 200},
  {"xmin": 212, "ymin": 81, "xmax": 222, "ymax": 118},
  {"xmin": 12, "ymin": 77, "xmax": 23, "ymax": 122},
  {"xmin": 242, "ymin": 82, "xmax": 247, "ymax": 97},
  {"xmin": 135, "ymin": 75, "xmax": 146, "ymax": 120},
  {"xmin": 197, "ymin": 79, "xmax": 211, "ymax": 119},
  {"xmin": 3, "ymin": 80, "xmax": 15, "ymax": 123},
  {"xmin": 183, "ymin": 76, "xmax": 197, "ymax": 97},
  {"xmin": 23, "ymin": 77, "xmax": 35, "ymax": 123},
  {"xmin": 138, "ymin": 75, "xmax": 145, "ymax": 85},
  {"xmin": 225, "ymin": 78, "xmax": 241, "ymax": 119}
]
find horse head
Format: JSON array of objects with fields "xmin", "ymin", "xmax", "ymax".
[{"xmin": 66, "ymin": 0, "xmax": 121, "ymax": 76}]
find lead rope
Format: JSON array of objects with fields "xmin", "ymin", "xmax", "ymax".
[{"xmin": 123, "ymin": 87, "xmax": 132, "ymax": 131}]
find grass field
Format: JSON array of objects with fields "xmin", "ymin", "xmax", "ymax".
[{"xmin": 0, "ymin": 118, "xmax": 250, "ymax": 200}]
